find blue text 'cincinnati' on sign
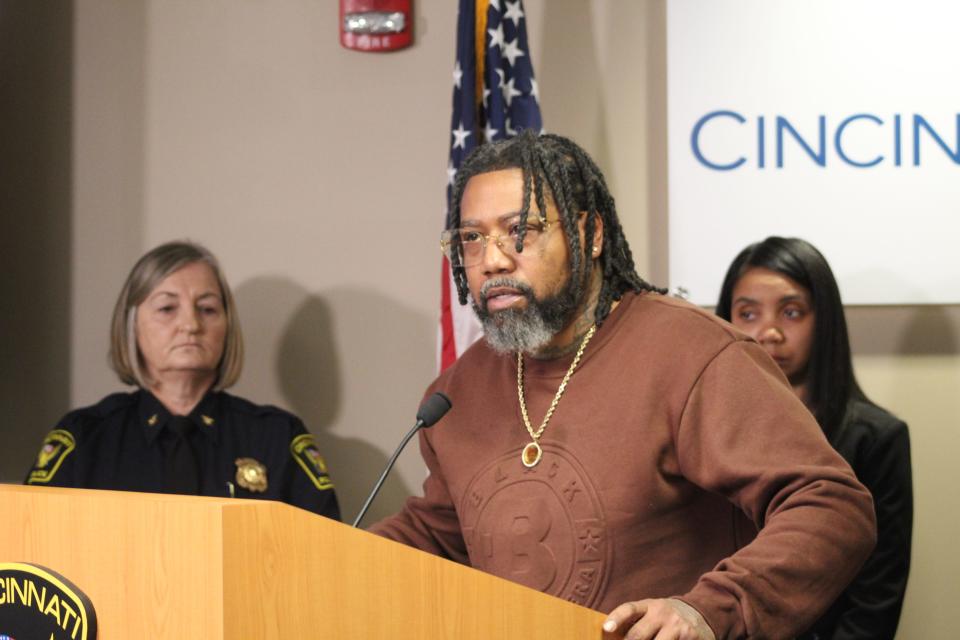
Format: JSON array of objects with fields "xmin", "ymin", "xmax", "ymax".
[{"xmin": 691, "ymin": 110, "xmax": 960, "ymax": 170}]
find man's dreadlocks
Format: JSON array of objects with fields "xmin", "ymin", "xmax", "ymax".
[{"xmin": 447, "ymin": 130, "xmax": 664, "ymax": 327}]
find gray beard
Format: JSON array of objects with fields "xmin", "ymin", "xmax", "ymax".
[
  {"xmin": 472, "ymin": 276, "xmax": 581, "ymax": 355},
  {"xmin": 479, "ymin": 306, "xmax": 560, "ymax": 355}
]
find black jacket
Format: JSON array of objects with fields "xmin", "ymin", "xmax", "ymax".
[{"xmin": 801, "ymin": 398, "xmax": 912, "ymax": 640}]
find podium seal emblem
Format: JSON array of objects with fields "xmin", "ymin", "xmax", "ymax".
[{"xmin": 0, "ymin": 563, "xmax": 98, "ymax": 640}]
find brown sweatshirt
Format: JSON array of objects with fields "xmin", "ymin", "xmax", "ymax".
[{"xmin": 371, "ymin": 292, "xmax": 876, "ymax": 639}]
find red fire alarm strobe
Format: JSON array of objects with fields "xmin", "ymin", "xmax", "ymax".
[{"xmin": 340, "ymin": 0, "xmax": 413, "ymax": 52}]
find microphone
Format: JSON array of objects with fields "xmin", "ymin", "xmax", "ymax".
[{"xmin": 351, "ymin": 392, "xmax": 452, "ymax": 528}]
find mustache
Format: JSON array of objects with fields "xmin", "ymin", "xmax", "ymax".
[{"xmin": 478, "ymin": 278, "xmax": 534, "ymax": 307}]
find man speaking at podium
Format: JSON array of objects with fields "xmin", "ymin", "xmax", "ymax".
[{"xmin": 370, "ymin": 131, "xmax": 876, "ymax": 639}]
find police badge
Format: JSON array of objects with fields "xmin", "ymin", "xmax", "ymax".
[{"xmin": 234, "ymin": 458, "xmax": 268, "ymax": 493}]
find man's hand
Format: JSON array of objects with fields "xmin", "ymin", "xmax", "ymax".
[{"xmin": 602, "ymin": 598, "xmax": 716, "ymax": 640}]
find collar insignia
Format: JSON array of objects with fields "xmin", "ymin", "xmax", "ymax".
[
  {"xmin": 201, "ymin": 414, "xmax": 215, "ymax": 426},
  {"xmin": 147, "ymin": 414, "xmax": 158, "ymax": 426},
  {"xmin": 235, "ymin": 457, "xmax": 268, "ymax": 493}
]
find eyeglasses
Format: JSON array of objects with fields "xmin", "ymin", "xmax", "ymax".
[{"xmin": 440, "ymin": 219, "xmax": 559, "ymax": 268}]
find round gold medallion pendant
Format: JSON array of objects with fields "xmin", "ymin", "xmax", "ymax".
[{"xmin": 521, "ymin": 441, "xmax": 543, "ymax": 468}]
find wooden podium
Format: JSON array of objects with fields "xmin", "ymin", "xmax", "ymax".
[{"xmin": 1, "ymin": 484, "xmax": 604, "ymax": 638}]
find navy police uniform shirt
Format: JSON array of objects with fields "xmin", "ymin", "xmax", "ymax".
[{"xmin": 24, "ymin": 389, "xmax": 341, "ymax": 521}]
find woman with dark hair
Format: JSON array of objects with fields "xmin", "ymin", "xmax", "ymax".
[
  {"xmin": 717, "ymin": 236, "xmax": 912, "ymax": 640},
  {"xmin": 25, "ymin": 240, "xmax": 340, "ymax": 520}
]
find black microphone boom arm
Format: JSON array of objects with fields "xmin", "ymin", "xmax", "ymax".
[{"xmin": 351, "ymin": 392, "xmax": 451, "ymax": 528}]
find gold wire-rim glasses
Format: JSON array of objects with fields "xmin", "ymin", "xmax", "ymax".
[{"xmin": 440, "ymin": 218, "xmax": 559, "ymax": 267}]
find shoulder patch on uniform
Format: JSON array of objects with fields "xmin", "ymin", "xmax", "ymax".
[
  {"xmin": 27, "ymin": 430, "xmax": 76, "ymax": 484},
  {"xmin": 290, "ymin": 434, "xmax": 334, "ymax": 491}
]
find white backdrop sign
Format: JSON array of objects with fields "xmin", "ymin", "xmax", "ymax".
[{"xmin": 667, "ymin": 0, "xmax": 960, "ymax": 305}]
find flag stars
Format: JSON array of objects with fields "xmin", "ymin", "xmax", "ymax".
[
  {"xmin": 530, "ymin": 77, "xmax": 540, "ymax": 102},
  {"xmin": 489, "ymin": 0, "xmax": 502, "ymax": 11},
  {"xmin": 488, "ymin": 23, "xmax": 505, "ymax": 49},
  {"xmin": 484, "ymin": 122, "xmax": 499, "ymax": 142},
  {"xmin": 504, "ymin": 0, "xmax": 525, "ymax": 27},
  {"xmin": 501, "ymin": 76, "xmax": 521, "ymax": 107},
  {"xmin": 501, "ymin": 37, "xmax": 525, "ymax": 66},
  {"xmin": 447, "ymin": 161, "xmax": 457, "ymax": 186},
  {"xmin": 452, "ymin": 60, "xmax": 463, "ymax": 89},
  {"xmin": 452, "ymin": 122, "xmax": 471, "ymax": 149}
]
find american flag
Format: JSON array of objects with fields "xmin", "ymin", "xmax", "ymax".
[{"xmin": 439, "ymin": 0, "xmax": 544, "ymax": 370}]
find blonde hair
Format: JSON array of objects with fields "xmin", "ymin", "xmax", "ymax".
[{"xmin": 109, "ymin": 241, "xmax": 244, "ymax": 389}]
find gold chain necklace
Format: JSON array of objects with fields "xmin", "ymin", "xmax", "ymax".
[{"xmin": 517, "ymin": 325, "xmax": 597, "ymax": 468}]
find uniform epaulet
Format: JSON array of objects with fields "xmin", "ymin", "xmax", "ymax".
[
  {"xmin": 92, "ymin": 391, "xmax": 137, "ymax": 416},
  {"xmin": 221, "ymin": 392, "xmax": 295, "ymax": 421},
  {"xmin": 59, "ymin": 391, "xmax": 137, "ymax": 430}
]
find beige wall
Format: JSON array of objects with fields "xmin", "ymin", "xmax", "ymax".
[{"xmin": 3, "ymin": 1, "xmax": 957, "ymax": 637}]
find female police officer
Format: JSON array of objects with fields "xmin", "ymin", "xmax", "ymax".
[{"xmin": 25, "ymin": 240, "xmax": 340, "ymax": 520}]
